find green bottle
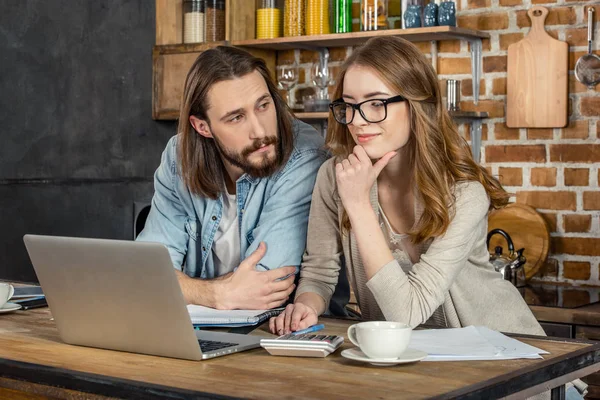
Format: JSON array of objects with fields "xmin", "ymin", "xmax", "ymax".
[{"xmin": 334, "ymin": 0, "xmax": 353, "ymax": 33}]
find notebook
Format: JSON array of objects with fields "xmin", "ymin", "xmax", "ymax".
[
  {"xmin": 187, "ymin": 305, "xmax": 284, "ymax": 327},
  {"xmin": 11, "ymin": 286, "xmax": 44, "ymax": 299}
]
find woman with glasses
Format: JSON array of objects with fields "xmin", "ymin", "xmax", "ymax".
[{"xmin": 269, "ymin": 36, "xmax": 545, "ymax": 339}]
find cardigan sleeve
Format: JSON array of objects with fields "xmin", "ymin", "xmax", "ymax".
[{"xmin": 294, "ymin": 159, "xmax": 343, "ymax": 312}]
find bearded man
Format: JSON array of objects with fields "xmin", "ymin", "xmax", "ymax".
[{"xmin": 137, "ymin": 46, "xmax": 328, "ymax": 310}]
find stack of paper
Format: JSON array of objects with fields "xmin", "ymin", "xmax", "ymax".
[{"xmin": 409, "ymin": 326, "xmax": 549, "ymax": 362}]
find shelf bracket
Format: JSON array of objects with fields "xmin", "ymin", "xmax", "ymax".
[
  {"xmin": 468, "ymin": 38, "xmax": 482, "ymax": 105},
  {"xmin": 430, "ymin": 40, "xmax": 438, "ymax": 73},
  {"xmin": 470, "ymin": 119, "xmax": 482, "ymax": 163}
]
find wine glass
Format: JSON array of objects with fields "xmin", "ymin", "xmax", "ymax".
[
  {"xmin": 311, "ymin": 60, "xmax": 333, "ymax": 100},
  {"xmin": 277, "ymin": 63, "xmax": 299, "ymax": 108}
]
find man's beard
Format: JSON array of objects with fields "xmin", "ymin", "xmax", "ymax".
[{"xmin": 213, "ymin": 134, "xmax": 280, "ymax": 178}]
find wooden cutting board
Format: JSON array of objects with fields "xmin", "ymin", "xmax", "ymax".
[
  {"xmin": 487, "ymin": 203, "xmax": 550, "ymax": 281},
  {"xmin": 506, "ymin": 6, "xmax": 568, "ymax": 128}
]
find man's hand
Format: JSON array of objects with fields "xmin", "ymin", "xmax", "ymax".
[{"xmin": 216, "ymin": 242, "xmax": 296, "ymax": 310}]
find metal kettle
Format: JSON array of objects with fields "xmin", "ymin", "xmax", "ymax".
[{"xmin": 487, "ymin": 229, "xmax": 526, "ymax": 287}]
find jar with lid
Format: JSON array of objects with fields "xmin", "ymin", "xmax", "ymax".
[
  {"xmin": 256, "ymin": 0, "xmax": 283, "ymax": 39},
  {"xmin": 284, "ymin": 0, "xmax": 305, "ymax": 37},
  {"xmin": 360, "ymin": 0, "xmax": 388, "ymax": 31},
  {"xmin": 333, "ymin": 0, "xmax": 353, "ymax": 33},
  {"xmin": 183, "ymin": 0, "xmax": 205, "ymax": 44},
  {"xmin": 205, "ymin": 0, "xmax": 226, "ymax": 42},
  {"xmin": 306, "ymin": 0, "xmax": 330, "ymax": 35}
]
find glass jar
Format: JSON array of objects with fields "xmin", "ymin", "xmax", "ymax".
[
  {"xmin": 183, "ymin": 0, "xmax": 205, "ymax": 44},
  {"xmin": 360, "ymin": 0, "xmax": 388, "ymax": 31},
  {"xmin": 205, "ymin": 0, "xmax": 226, "ymax": 42},
  {"xmin": 424, "ymin": 2, "xmax": 438, "ymax": 27},
  {"xmin": 306, "ymin": 0, "xmax": 330, "ymax": 35},
  {"xmin": 284, "ymin": 0, "xmax": 305, "ymax": 37},
  {"xmin": 438, "ymin": 0, "xmax": 456, "ymax": 27},
  {"xmin": 256, "ymin": 0, "xmax": 283, "ymax": 39},
  {"xmin": 333, "ymin": 0, "xmax": 353, "ymax": 33},
  {"xmin": 404, "ymin": 4, "xmax": 422, "ymax": 28}
]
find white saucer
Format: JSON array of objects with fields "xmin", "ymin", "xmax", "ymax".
[
  {"xmin": 341, "ymin": 347, "xmax": 427, "ymax": 366},
  {"xmin": 0, "ymin": 302, "xmax": 22, "ymax": 314}
]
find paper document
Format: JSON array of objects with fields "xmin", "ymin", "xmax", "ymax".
[{"xmin": 409, "ymin": 326, "xmax": 548, "ymax": 362}]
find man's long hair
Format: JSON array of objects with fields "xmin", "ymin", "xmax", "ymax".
[{"xmin": 178, "ymin": 46, "xmax": 294, "ymax": 199}]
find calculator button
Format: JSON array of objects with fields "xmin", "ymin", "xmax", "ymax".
[{"xmin": 278, "ymin": 334, "xmax": 294, "ymax": 340}]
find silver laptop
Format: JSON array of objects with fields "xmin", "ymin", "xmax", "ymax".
[{"xmin": 23, "ymin": 234, "xmax": 262, "ymax": 361}]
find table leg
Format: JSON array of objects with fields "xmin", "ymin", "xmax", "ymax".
[{"xmin": 551, "ymin": 384, "xmax": 566, "ymax": 400}]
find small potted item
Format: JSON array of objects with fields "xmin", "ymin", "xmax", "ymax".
[
  {"xmin": 438, "ymin": 0, "xmax": 456, "ymax": 26},
  {"xmin": 404, "ymin": 3, "xmax": 422, "ymax": 28},
  {"xmin": 424, "ymin": 2, "xmax": 438, "ymax": 27}
]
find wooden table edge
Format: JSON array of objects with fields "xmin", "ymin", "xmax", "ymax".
[
  {"xmin": 1, "ymin": 318, "xmax": 599, "ymax": 400},
  {"xmin": 0, "ymin": 357, "xmax": 242, "ymax": 400},
  {"xmin": 429, "ymin": 340, "xmax": 600, "ymax": 399}
]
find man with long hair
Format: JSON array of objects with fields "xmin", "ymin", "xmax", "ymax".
[{"xmin": 137, "ymin": 46, "xmax": 327, "ymax": 310}]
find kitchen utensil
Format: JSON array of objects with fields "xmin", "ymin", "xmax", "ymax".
[
  {"xmin": 575, "ymin": 7, "xmax": 600, "ymax": 89},
  {"xmin": 446, "ymin": 79, "xmax": 460, "ymax": 111},
  {"xmin": 487, "ymin": 203, "xmax": 550, "ymax": 282},
  {"xmin": 470, "ymin": 38, "xmax": 481, "ymax": 105},
  {"xmin": 507, "ymin": 6, "xmax": 568, "ymax": 128},
  {"xmin": 487, "ymin": 229, "xmax": 526, "ymax": 287}
]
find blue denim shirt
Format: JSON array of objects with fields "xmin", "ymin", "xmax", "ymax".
[{"xmin": 137, "ymin": 120, "xmax": 328, "ymax": 279}]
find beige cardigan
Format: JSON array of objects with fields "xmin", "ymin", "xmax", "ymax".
[{"xmin": 296, "ymin": 158, "xmax": 545, "ymax": 336}]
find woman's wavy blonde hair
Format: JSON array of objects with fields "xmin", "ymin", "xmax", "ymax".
[{"xmin": 328, "ymin": 36, "xmax": 509, "ymax": 244}]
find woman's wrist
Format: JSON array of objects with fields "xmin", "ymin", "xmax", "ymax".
[
  {"xmin": 296, "ymin": 293, "xmax": 324, "ymax": 316},
  {"xmin": 346, "ymin": 202, "xmax": 378, "ymax": 227},
  {"xmin": 342, "ymin": 197, "xmax": 372, "ymax": 217}
]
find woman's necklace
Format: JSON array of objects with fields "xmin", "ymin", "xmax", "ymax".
[{"xmin": 379, "ymin": 206, "xmax": 405, "ymax": 246}]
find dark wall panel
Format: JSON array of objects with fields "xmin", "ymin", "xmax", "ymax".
[
  {"xmin": 0, "ymin": 183, "xmax": 154, "ymax": 283},
  {"xmin": 0, "ymin": 0, "xmax": 177, "ymax": 282}
]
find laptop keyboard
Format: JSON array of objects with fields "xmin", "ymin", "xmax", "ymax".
[{"xmin": 199, "ymin": 339, "xmax": 238, "ymax": 353}]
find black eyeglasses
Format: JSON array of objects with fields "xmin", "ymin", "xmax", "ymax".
[{"xmin": 328, "ymin": 95, "xmax": 406, "ymax": 125}]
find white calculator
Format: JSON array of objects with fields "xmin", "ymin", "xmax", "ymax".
[{"xmin": 260, "ymin": 333, "xmax": 344, "ymax": 358}]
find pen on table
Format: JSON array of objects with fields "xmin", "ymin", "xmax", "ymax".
[{"xmin": 292, "ymin": 324, "xmax": 325, "ymax": 336}]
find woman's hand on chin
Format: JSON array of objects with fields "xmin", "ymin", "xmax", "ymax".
[{"xmin": 335, "ymin": 145, "xmax": 397, "ymax": 211}]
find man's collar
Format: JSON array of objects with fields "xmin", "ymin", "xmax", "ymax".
[{"xmin": 237, "ymin": 173, "xmax": 258, "ymax": 185}]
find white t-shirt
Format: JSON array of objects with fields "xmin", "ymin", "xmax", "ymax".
[{"xmin": 212, "ymin": 191, "xmax": 241, "ymax": 277}]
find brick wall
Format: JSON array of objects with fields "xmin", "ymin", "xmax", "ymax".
[{"xmin": 276, "ymin": 0, "xmax": 600, "ymax": 285}]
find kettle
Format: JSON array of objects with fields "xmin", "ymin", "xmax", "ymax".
[{"xmin": 487, "ymin": 229, "xmax": 526, "ymax": 287}]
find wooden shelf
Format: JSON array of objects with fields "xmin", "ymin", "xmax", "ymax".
[
  {"xmin": 294, "ymin": 112, "xmax": 329, "ymax": 120},
  {"xmin": 154, "ymin": 41, "xmax": 228, "ymax": 55},
  {"xmin": 153, "ymin": 1, "xmax": 489, "ymax": 121},
  {"xmin": 232, "ymin": 27, "xmax": 490, "ymax": 51},
  {"xmin": 294, "ymin": 111, "xmax": 489, "ymax": 121},
  {"xmin": 449, "ymin": 111, "xmax": 489, "ymax": 119}
]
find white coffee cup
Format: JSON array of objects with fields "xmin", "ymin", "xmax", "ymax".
[
  {"xmin": 347, "ymin": 321, "xmax": 412, "ymax": 360},
  {"xmin": 0, "ymin": 283, "xmax": 14, "ymax": 309}
]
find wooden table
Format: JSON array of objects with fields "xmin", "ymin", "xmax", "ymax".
[
  {"xmin": 1, "ymin": 309, "xmax": 600, "ymax": 400},
  {"xmin": 530, "ymin": 301, "xmax": 600, "ymax": 399}
]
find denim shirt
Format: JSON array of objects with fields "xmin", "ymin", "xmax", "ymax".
[{"xmin": 137, "ymin": 120, "xmax": 328, "ymax": 279}]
